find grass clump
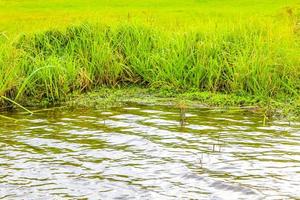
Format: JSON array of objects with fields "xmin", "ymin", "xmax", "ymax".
[{"xmin": 0, "ymin": 15, "xmax": 299, "ymax": 116}]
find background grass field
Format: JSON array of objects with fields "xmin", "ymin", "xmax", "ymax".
[
  {"xmin": 0, "ymin": 0, "xmax": 299, "ymax": 112},
  {"xmin": 1, "ymin": 0, "xmax": 299, "ymax": 35}
]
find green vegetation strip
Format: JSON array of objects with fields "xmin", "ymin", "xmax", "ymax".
[{"xmin": 0, "ymin": 17, "xmax": 299, "ymax": 117}]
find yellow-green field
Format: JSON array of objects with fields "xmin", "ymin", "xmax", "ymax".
[
  {"xmin": 1, "ymin": 0, "xmax": 299, "ymax": 35},
  {"xmin": 0, "ymin": 0, "xmax": 299, "ymax": 115}
]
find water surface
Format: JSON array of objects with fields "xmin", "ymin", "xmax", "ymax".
[{"xmin": 1, "ymin": 104, "xmax": 300, "ymax": 199}]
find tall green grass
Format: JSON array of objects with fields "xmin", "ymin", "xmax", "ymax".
[{"xmin": 0, "ymin": 12, "xmax": 299, "ymax": 108}]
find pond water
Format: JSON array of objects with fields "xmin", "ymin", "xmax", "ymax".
[{"xmin": 0, "ymin": 103, "xmax": 300, "ymax": 199}]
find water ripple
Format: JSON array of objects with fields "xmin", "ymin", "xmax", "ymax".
[{"xmin": 0, "ymin": 104, "xmax": 300, "ymax": 199}]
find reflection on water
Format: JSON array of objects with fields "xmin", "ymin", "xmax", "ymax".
[{"xmin": 0, "ymin": 104, "xmax": 300, "ymax": 199}]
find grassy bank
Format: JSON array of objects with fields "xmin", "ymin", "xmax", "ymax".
[
  {"xmin": 0, "ymin": 22, "xmax": 299, "ymax": 113},
  {"xmin": 0, "ymin": 0, "xmax": 299, "ymax": 117}
]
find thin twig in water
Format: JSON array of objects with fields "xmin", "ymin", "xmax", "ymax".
[{"xmin": 1, "ymin": 96, "xmax": 33, "ymax": 115}]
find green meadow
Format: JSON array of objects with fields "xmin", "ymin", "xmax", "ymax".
[
  {"xmin": 1, "ymin": 0, "xmax": 299, "ymax": 34},
  {"xmin": 0, "ymin": 0, "xmax": 299, "ymax": 116}
]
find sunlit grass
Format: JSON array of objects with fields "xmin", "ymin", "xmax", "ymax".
[
  {"xmin": 0, "ymin": 0, "xmax": 299, "ymax": 111},
  {"xmin": 1, "ymin": 0, "xmax": 299, "ymax": 35}
]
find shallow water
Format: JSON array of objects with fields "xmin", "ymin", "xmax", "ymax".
[{"xmin": 1, "ymin": 103, "xmax": 300, "ymax": 199}]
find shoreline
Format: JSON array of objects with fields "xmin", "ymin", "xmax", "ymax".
[{"xmin": 2, "ymin": 87, "xmax": 298, "ymax": 121}]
